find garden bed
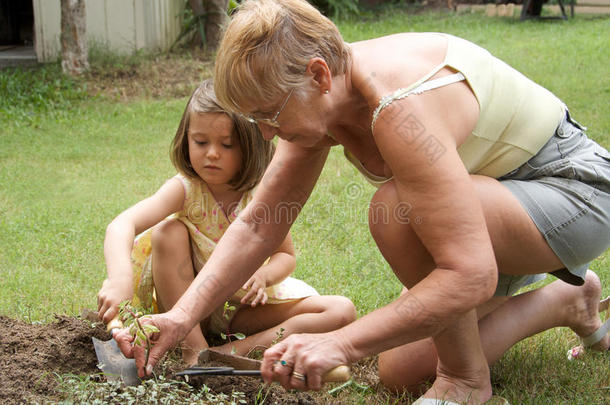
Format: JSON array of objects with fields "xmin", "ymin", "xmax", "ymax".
[{"xmin": 0, "ymin": 314, "xmax": 384, "ymax": 404}]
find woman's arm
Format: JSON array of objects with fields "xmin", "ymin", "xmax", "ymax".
[
  {"xmin": 337, "ymin": 84, "xmax": 498, "ymax": 361},
  {"xmin": 172, "ymin": 140, "xmax": 330, "ymax": 333},
  {"xmin": 98, "ymin": 177, "xmax": 185, "ymax": 322}
]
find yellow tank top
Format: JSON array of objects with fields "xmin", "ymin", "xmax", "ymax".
[{"xmin": 346, "ymin": 33, "xmax": 566, "ymax": 185}]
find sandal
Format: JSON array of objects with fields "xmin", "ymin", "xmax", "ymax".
[
  {"xmin": 411, "ymin": 395, "xmax": 509, "ymax": 405},
  {"xmin": 567, "ymin": 296, "xmax": 609, "ymax": 360}
]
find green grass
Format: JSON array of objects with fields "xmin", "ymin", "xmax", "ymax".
[
  {"xmin": 0, "ymin": 64, "xmax": 90, "ymax": 126},
  {"xmin": 1, "ymin": 9, "xmax": 609, "ymax": 404}
]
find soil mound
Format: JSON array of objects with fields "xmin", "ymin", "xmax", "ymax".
[{"xmin": 0, "ymin": 314, "xmax": 107, "ymax": 403}]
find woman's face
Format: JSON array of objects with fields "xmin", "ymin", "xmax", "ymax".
[{"xmin": 247, "ymin": 89, "xmax": 329, "ymax": 147}]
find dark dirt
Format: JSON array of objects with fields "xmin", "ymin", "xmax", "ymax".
[
  {"xmin": 0, "ymin": 314, "xmax": 107, "ymax": 404},
  {"xmin": 0, "ymin": 313, "xmax": 393, "ymax": 404}
]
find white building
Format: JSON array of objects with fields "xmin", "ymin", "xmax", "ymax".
[{"xmin": 0, "ymin": 0, "xmax": 184, "ymax": 64}]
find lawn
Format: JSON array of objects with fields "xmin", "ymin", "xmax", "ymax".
[{"xmin": 1, "ymin": 8, "xmax": 608, "ymax": 404}]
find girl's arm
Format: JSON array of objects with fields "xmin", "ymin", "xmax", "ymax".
[
  {"xmin": 98, "ymin": 177, "xmax": 185, "ymax": 323},
  {"xmin": 240, "ymin": 232, "xmax": 296, "ymax": 306}
]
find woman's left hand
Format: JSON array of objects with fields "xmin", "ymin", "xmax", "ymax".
[
  {"xmin": 240, "ymin": 273, "xmax": 268, "ymax": 306},
  {"xmin": 261, "ymin": 331, "xmax": 352, "ymax": 391}
]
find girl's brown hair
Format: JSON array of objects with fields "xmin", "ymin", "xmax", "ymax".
[{"xmin": 170, "ymin": 79, "xmax": 274, "ymax": 191}]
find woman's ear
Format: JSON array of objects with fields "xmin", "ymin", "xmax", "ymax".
[{"xmin": 306, "ymin": 58, "xmax": 332, "ymax": 94}]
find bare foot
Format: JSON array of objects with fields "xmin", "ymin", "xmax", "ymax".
[
  {"xmin": 181, "ymin": 349, "xmax": 199, "ymax": 366},
  {"xmin": 421, "ymin": 363, "xmax": 492, "ymax": 404},
  {"xmin": 563, "ymin": 270, "xmax": 609, "ymax": 352}
]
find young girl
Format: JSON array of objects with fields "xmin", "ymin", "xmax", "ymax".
[{"xmin": 97, "ymin": 79, "xmax": 356, "ymax": 365}]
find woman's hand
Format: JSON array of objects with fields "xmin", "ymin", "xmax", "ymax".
[
  {"xmin": 114, "ymin": 309, "xmax": 191, "ymax": 378},
  {"xmin": 260, "ymin": 331, "xmax": 353, "ymax": 391},
  {"xmin": 97, "ymin": 277, "xmax": 132, "ymax": 323},
  {"xmin": 240, "ymin": 273, "xmax": 268, "ymax": 307}
]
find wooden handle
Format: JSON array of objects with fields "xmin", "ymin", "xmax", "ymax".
[
  {"xmin": 106, "ymin": 315, "xmax": 123, "ymax": 333},
  {"xmin": 322, "ymin": 365, "xmax": 350, "ymax": 382}
]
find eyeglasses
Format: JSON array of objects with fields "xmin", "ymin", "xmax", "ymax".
[{"xmin": 243, "ymin": 89, "xmax": 294, "ymax": 128}]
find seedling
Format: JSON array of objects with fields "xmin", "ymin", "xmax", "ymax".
[
  {"xmin": 245, "ymin": 327, "xmax": 286, "ymax": 360},
  {"xmin": 272, "ymin": 327, "xmax": 285, "ymax": 346},
  {"xmin": 219, "ymin": 331, "xmax": 246, "ymax": 342},
  {"xmin": 118, "ymin": 301, "xmax": 159, "ymax": 369},
  {"xmin": 219, "ymin": 301, "xmax": 246, "ymax": 345},
  {"xmin": 217, "ymin": 301, "xmax": 246, "ymax": 355},
  {"xmin": 221, "ymin": 301, "xmax": 236, "ymax": 320}
]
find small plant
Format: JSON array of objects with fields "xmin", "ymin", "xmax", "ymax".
[
  {"xmin": 222, "ymin": 301, "xmax": 236, "ymax": 320},
  {"xmin": 327, "ymin": 378, "xmax": 371, "ymax": 396},
  {"xmin": 118, "ymin": 301, "xmax": 159, "ymax": 369},
  {"xmin": 254, "ymin": 384, "xmax": 272, "ymax": 405},
  {"xmin": 272, "ymin": 327, "xmax": 285, "ymax": 346},
  {"xmin": 219, "ymin": 301, "xmax": 246, "ymax": 344},
  {"xmin": 219, "ymin": 331, "xmax": 246, "ymax": 342},
  {"xmin": 245, "ymin": 327, "xmax": 286, "ymax": 360},
  {"xmin": 55, "ymin": 373, "xmax": 248, "ymax": 404}
]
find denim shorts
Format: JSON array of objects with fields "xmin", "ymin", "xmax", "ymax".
[{"xmin": 494, "ymin": 111, "xmax": 610, "ymax": 296}]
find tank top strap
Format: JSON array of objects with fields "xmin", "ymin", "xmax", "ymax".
[{"xmin": 371, "ymin": 63, "xmax": 465, "ymax": 133}]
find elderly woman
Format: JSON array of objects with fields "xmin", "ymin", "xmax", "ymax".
[{"xmin": 116, "ymin": 0, "xmax": 610, "ymax": 403}]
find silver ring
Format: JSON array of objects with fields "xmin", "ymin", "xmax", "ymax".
[{"xmin": 292, "ymin": 371, "xmax": 306, "ymax": 381}]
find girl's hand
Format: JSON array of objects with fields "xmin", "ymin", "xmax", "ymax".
[
  {"xmin": 240, "ymin": 273, "xmax": 268, "ymax": 307},
  {"xmin": 97, "ymin": 278, "xmax": 132, "ymax": 323},
  {"xmin": 260, "ymin": 331, "xmax": 353, "ymax": 391}
]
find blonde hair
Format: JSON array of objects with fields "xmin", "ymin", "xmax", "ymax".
[
  {"xmin": 171, "ymin": 79, "xmax": 274, "ymax": 192},
  {"xmin": 214, "ymin": 0, "xmax": 351, "ymax": 114}
]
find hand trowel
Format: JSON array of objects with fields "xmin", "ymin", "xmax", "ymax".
[{"xmin": 92, "ymin": 316, "xmax": 140, "ymax": 386}]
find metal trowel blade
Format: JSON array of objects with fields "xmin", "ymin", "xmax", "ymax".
[{"xmin": 92, "ymin": 336, "xmax": 140, "ymax": 386}]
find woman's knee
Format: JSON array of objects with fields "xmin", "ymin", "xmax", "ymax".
[
  {"xmin": 378, "ymin": 351, "xmax": 406, "ymax": 392},
  {"xmin": 368, "ymin": 181, "xmax": 418, "ymax": 245},
  {"xmin": 378, "ymin": 342, "xmax": 437, "ymax": 394},
  {"xmin": 368, "ymin": 182, "xmax": 431, "ymax": 286},
  {"xmin": 368, "ymin": 181, "xmax": 400, "ymax": 239},
  {"xmin": 151, "ymin": 218, "xmax": 189, "ymax": 254}
]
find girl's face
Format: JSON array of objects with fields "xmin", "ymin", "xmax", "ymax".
[{"xmin": 187, "ymin": 112, "xmax": 243, "ymax": 188}]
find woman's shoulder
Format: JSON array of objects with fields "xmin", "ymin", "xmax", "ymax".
[{"xmin": 350, "ymin": 33, "xmax": 450, "ymax": 103}]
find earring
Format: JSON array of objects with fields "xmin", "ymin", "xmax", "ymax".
[{"xmin": 324, "ymin": 90, "xmax": 329, "ymax": 94}]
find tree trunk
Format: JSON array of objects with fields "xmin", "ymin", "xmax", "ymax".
[
  {"xmin": 60, "ymin": 0, "xmax": 88, "ymax": 75},
  {"xmin": 202, "ymin": 0, "xmax": 228, "ymax": 52}
]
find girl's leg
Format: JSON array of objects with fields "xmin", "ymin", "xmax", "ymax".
[
  {"xmin": 368, "ymin": 175, "xmax": 588, "ymax": 404},
  {"xmin": 152, "ymin": 219, "xmax": 208, "ymax": 364},
  {"xmin": 379, "ymin": 271, "xmax": 607, "ymax": 393},
  {"xmin": 214, "ymin": 295, "xmax": 357, "ymax": 356}
]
